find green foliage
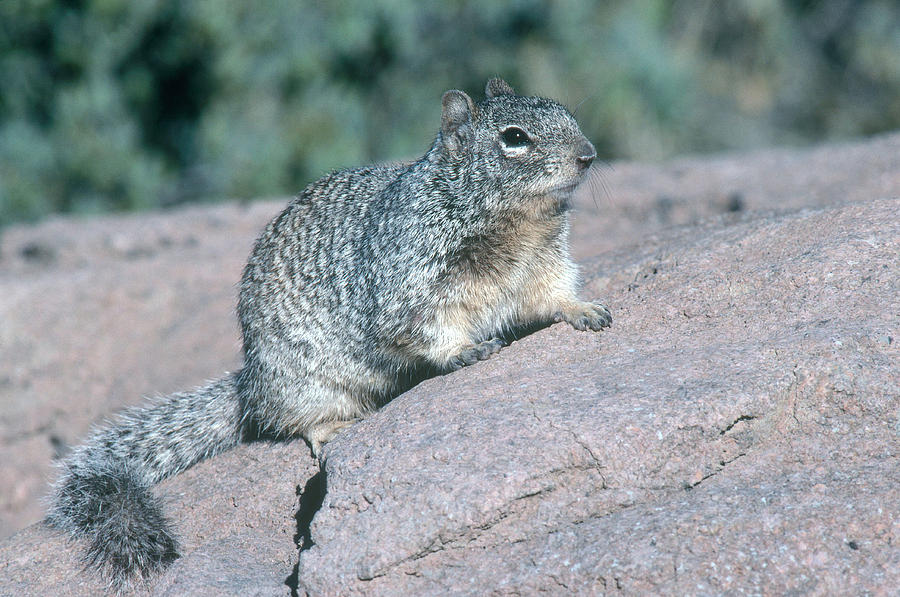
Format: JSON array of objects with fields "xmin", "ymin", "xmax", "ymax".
[{"xmin": 2, "ymin": 0, "xmax": 899, "ymax": 225}]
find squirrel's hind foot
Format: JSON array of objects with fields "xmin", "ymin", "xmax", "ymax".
[{"xmin": 306, "ymin": 419, "xmax": 360, "ymax": 458}]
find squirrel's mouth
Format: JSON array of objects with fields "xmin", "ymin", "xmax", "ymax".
[{"xmin": 548, "ymin": 181, "xmax": 581, "ymax": 196}]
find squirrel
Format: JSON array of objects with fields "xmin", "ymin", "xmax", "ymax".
[{"xmin": 46, "ymin": 78, "xmax": 611, "ymax": 589}]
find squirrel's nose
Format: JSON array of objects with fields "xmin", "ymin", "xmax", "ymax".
[{"xmin": 575, "ymin": 138, "xmax": 596, "ymax": 170}]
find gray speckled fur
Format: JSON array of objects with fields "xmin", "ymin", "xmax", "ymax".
[{"xmin": 47, "ymin": 79, "xmax": 611, "ymax": 589}]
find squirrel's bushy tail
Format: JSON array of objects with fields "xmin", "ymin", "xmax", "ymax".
[{"xmin": 47, "ymin": 374, "xmax": 244, "ymax": 589}]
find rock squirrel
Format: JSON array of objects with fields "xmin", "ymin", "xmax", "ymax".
[{"xmin": 47, "ymin": 78, "xmax": 611, "ymax": 589}]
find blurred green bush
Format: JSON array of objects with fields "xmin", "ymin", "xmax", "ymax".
[{"xmin": 1, "ymin": 0, "xmax": 898, "ymax": 225}]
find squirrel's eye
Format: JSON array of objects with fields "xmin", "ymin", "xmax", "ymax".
[{"xmin": 501, "ymin": 127, "xmax": 532, "ymax": 148}]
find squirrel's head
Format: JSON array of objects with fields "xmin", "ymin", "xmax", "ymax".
[{"xmin": 438, "ymin": 78, "xmax": 596, "ymax": 205}]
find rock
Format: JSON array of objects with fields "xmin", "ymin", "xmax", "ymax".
[
  {"xmin": 297, "ymin": 197, "xmax": 899, "ymax": 595},
  {"xmin": 1, "ymin": 133, "xmax": 898, "ymax": 594}
]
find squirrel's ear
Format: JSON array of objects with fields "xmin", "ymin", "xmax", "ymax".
[
  {"xmin": 485, "ymin": 78, "xmax": 515, "ymax": 98},
  {"xmin": 441, "ymin": 89, "xmax": 475, "ymax": 140}
]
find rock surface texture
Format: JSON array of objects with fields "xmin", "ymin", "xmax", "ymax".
[{"xmin": 1, "ymin": 133, "xmax": 898, "ymax": 595}]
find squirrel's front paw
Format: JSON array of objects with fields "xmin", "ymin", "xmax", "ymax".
[
  {"xmin": 448, "ymin": 338, "xmax": 505, "ymax": 370},
  {"xmin": 555, "ymin": 301, "xmax": 612, "ymax": 332}
]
